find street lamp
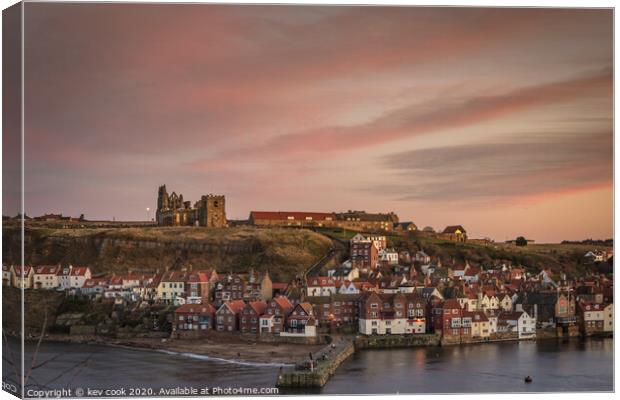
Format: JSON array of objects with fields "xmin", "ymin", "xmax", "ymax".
[{"xmin": 146, "ymin": 207, "xmax": 150, "ymax": 221}]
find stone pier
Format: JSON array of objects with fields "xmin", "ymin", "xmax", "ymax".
[{"xmin": 276, "ymin": 337, "xmax": 355, "ymax": 388}]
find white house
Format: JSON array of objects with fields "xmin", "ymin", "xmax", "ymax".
[
  {"xmin": 500, "ymin": 309, "xmax": 536, "ymax": 339},
  {"xmin": 156, "ymin": 271, "xmax": 187, "ymax": 304},
  {"xmin": 306, "ymin": 277, "xmax": 337, "ymax": 297},
  {"xmin": 378, "ymin": 248, "xmax": 399, "ymax": 265},
  {"xmin": 68, "ymin": 266, "xmax": 92, "ymax": 289},
  {"xmin": 56, "ymin": 266, "xmax": 73, "ymax": 290},
  {"xmin": 337, "ymin": 280, "xmax": 360, "ymax": 294},
  {"xmin": 479, "ymin": 293, "xmax": 500, "ymax": 312},
  {"xmin": 12, "ymin": 265, "xmax": 34, "ymax": 289},
  {"xmin": 33, "ymin": 265, "xmax": 61, "ymax": 289},
  {"xmin": 499, "ymin": 294, "xmax": 513, "ymax": 312}
]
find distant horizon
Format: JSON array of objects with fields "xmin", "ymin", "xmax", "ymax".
[
  {"xmin": 3, "ymin": 4, "xmax": 613, "ymax": 244},
  {"xmin": 11, "ymin": 209, "xmax": 615, "ymax": 246}
]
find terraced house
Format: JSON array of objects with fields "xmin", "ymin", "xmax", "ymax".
[
  {"xmin": 216, "ymin": 299, "xmax": 246, "ymax": 332},
  {"xmin": 260, "ymin": 296, "xmax": 294, "ymax": 334},
  {"xmin": 577, "ymin": 301, "xmax": 606, "ymax": 336},
  {"xmin": 432, "ymin": 299, "xmax": 471, "ymax": 343},
  {"xmin": 33, "ymin": 265, "xmax": 60, "ymax": 289},
  {"xmin": 282, "ymin": 303, "xmax": 317, "ymax": 337},
  {"xmin": 12, "ymin": 265, "xmax": 34, "ymax": 289},
  {"xmin": 156, "ymin": 271, "xmax": 187, "ymax": 304},
  {"xmin": 175, "ymin": 304, "xmax": 216, "ymax": 331},
  {"xmin": 240, "ymin": 300, "xmax": 268, "ymax": 334},
  {"xmin": 358, "ymin": 292, "xmax": 427, "ymax": 335}
]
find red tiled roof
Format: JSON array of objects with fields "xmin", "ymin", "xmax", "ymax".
[
  {"xmin": 82, "ymin": 278, "xmax": 108, "ymax": 288},
  {"xmin": 307, "ymin": 277, "xmax": 336, "ymax": 287},
  {"xmin": 186, "ymin": 271, "xmax": 211, "ymax": 283},
  {"xmin": 250, "ymin": 211, "xmax": 335, "ymax": 221},
  {"xmin": 161, "ymin": 271, "xmax": 187, "ymax": 282},
  {"xmin": 248, "ymin": 301, "xmax": 268, "ymax": 315},
  {"xmin": 225, "ymin": 299, "xmax": 247, "ymax": 314},
  {"xmin": 297, "ymin": 302, "xmax": 314, "ymax": 315},
  {"xmin": 274, "ymin": 296, "xmax": 294, "ymax": 311},
  {"xmin": 34, "ymin": 265, "xmax": 60, "ymax": 275},
  {"xmin": 13, "ymin": 265, "xmax": 33, "ymax": 275},
  {"xmin": 70, "ymin": 267, "xmax": 90, "ymax": 276},
  {"xmin": 176, "ymin": 304, "xmax": 216, "ymax": 315},
  {"xmin": 466, "ymin": 311, "xmax": 489, "ymax": 322}
]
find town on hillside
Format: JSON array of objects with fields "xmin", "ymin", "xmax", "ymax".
[
  {"xmin": 5, "ymin": 186, "xmax": 612, "ymax": 354},
  {"xmin": 4, "ymin": 228, "xmax": 613, "ymax": 344}
]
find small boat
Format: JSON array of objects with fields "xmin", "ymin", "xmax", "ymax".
[{"xmin": 524, "ymin": 376, "xmax": 533, "ymax": 383}]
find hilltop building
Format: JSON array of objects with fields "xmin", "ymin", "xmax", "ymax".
[
  {"xmin": 248, "ymin": 210, "xmax": 400, "ymax": 232},
  {"xmin": 440, "ymin": 225, "xmax": 467, "ymax": 242},
  {"xmin": 156, "ymin": 185, "xmax": 226, "ymax": 228}
]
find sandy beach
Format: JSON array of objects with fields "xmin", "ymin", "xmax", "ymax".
[{"xmin": 39, "ymin": 333, "xmax": 325, "ymax": 365}]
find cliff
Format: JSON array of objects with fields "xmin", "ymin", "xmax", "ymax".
[{"xmin": 2, "ymin": 225, "xmax": 333, "ymax": 282}]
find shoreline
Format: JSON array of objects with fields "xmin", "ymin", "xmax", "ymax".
[
  {"xmin": 23, "ymin": 333, "xmax": 324, "ymax": 366},
  {"xmin": 18, "ymin": 331, "xmax": 611, "ymax": 369}
]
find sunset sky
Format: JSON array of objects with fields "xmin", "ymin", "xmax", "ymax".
[{"xmin": 5, "ymin": 4, "xmax": 613, "ymax": 242}]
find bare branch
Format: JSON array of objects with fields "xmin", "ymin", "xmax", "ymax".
[
  {"xmin": 43, "ymin": 353, "xmax": 94, "ymax": 387},
  {"xmin": 24, "ymin": 299, "xmax": 48, "ymax": 386},
  {"xmin": 30, "ymin": 353, "xmax": 63, "ymax": 371},
  {"xmin": 2, "ymin": 330, "xmax": 22, "ymax": 384}
]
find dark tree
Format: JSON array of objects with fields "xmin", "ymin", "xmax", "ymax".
[{"xmin": 515, "ymin": 236, "xmax": 528, "ymax": 247}]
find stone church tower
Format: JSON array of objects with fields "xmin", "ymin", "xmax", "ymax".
[{"xmin": 156, "ymin": 184, "xmax": 226, "ymax": 228}]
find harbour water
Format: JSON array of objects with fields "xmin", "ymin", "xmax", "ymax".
[{"xmin": 3, "ymin": 337, "xmax": 613, "ymax": 396}]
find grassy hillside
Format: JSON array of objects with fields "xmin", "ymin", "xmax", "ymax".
[
  {"xmin": 2, "ymin": 225, "xmax": 333, "ymax": 282},
  {"xmin": 387, "ymin": 233, "xmax": 612, "ymax": 278}
]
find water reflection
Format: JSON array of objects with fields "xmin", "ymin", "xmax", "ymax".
[{"xmin": 3, "ymin": 338, "xmax": 613, "ymax": 395}]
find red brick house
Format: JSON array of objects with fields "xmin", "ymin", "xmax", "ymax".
[
  {"xmin": 185, "ymin": 270, "xmax": 217, "ymax": 303},
  {"xmin": 213, "ymin": 273, "xmax": 246, "ymax": 305},
  {"xmin": 432, "ymin": 299, "xmax": 471, "ymax": 342},
  {"xmin": 351, "ymin": 241, "xmax": 379, "ymax": 270},
  {"xmin": 215, "ymin": 299, "xmax": 246, "ymax": 332},
  {"xmin": 308, "ymin": 294, "xmax": 361, "ymax": 327},
  {"xmin": 240, "ymin": 300, "xmax": 268, "ymax": 334},
  {"xmin": 283, "ymin": 303, "xmax": 317, "ymax": 336},
  {"xmin": 260, "ymin": 296, "xmax": 294, "ymax": 334},
  {"xmin": 175, "ymin": 304, "xmax": 216, "ymax": 331}
]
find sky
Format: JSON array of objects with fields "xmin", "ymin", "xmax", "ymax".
[{"xmin": 3, "ymin": 4, "xmax": 613, "ymax": 243}]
